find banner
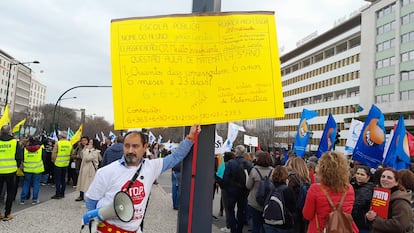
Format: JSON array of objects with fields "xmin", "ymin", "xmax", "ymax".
[
  {"xmin": 0, "ymin": 105, "xmax": 10, "ymax": 128},
  {"xmin": 148, "ymin": 131, "xmax": 156, "ymax": 145},
  {"xmin": 316, "ymin": 113, "xmax": 337, "ymax": 158},
  {"xmin": 216, "ymin": 153, "xmax": 225, "ymax": 179},
  {"xmin": 383, "ymin": 115, "xmax": 410, "ymax": 170},
  {"xmin": 215, "ymin": 130, "xmax": 224, "ymax": 154},
  {"xmin": 111, "ymin": 12, "xmax": 284, "ymax": 129},
  {"xmin": 344, "ymin": 119, "xmax": 364, "ymax": 155},
  {"xmin": 407, "ymin": 131, "xmax": 414, "ymax": 157},
  {"xmin": 353, "ymin": 105, "xmax": 385, "ymax": 168},
  {"xmin": 67, "ymin": 128, "xmax": 74, "ymax": 140},
  {"xmin": 95, "ymin": 133, "xmax": 101, "ymax": 142},
  {"xmin": 227, "ymin": 122, "xmax": 240, "ymax": 144},
  {"xmin": 293, "ymin": 108, "xmax": 318, "ymax": 157},
  {"xmin": 70, "ymin": 124, "xmax": 83, "ymax": 145},
  {"xmin": 12, "ymin": 118, "xmax": 26, "ymax": 135}
]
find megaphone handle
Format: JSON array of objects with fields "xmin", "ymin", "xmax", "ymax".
[{"xmin": 89, "ymin": 219, "xmax": 99, "ymax": 233}]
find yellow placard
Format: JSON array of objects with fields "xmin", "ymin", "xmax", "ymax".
[{"xmin": 111, "ymin": 12, "xmax": 284, "ymax": 129}]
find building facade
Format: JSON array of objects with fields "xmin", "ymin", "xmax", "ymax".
[
  {"xmin": 0, "ymin": 49, "xmax": 46, "ymax": 130},
  {"xmin": 275, "ymin": 15, "xmax": 362, "ymax": 153},
  {"xmin": 360, "ymin": 0, "xmax": 414, "ymax": 130},
  {"xmin": 29, "ymin": 77, "xmax": 46, "ymax": 128}
]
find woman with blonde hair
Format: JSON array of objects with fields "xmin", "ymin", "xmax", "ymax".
[
  {"xmin": 287, "ymin": 157, "xmax": 310, "ymax": 233},
  {"xmin": 302, "ymin": 151, "xmax": 358, "ymax": 233}
]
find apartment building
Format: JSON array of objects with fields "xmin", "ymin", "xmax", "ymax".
[
  {"xmin": 360, "ymin": 0, "xmax": 414, "ymax": 130},
  {"xmin": 275, "ymin": 14, "xmax": 362, "ymax": 153}
]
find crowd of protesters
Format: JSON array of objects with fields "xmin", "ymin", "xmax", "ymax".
[{"xmin": 216, "ymin": 145, "xmax": 414, "ymax": 233}]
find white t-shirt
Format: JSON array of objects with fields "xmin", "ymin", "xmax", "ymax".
[{"xmin": 86, "ymin": 158, "xmax": 163, "ymax": 232}]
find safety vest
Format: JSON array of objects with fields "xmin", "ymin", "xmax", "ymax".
[
  {"xmin": 0, "ymin": 139, "xmax": 17, "ymax": 174},
  {"xmin": 55, "ymin": 140, "xmax": 71, "ymax": 167},
  {"xmin": 23, "ymin": 145, "xmax": 44, "ymax": 173}
]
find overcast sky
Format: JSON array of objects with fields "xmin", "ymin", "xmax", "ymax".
[{"xmin": 0, "ymin": 0, "xmax": 368, "ymax": 125}]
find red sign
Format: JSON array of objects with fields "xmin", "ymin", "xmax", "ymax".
[
  {"xmin": 121, "ymin": 180, "xmax": 146, "ymax": 205},
  {"xmin": 371, "ymin": 187, "xmax": 391, "ymax": 219}
]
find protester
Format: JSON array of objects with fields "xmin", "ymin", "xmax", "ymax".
[
  {"xmin": 398, "ymin": 169, "xmax": 414, "ymax": 211},
  {"xmin": 218, "ymin": 151, "xmax": 235, "ymax": 233},
  {"xmin": 171, "ymin": 161, "xmax": 181, "ymax": 210},
  {"xmin": 302, "ymin": 151, "xmax": 358, "ymax": 233},
  {"xmin": 41, "ymin": 139, "xmax": 54, "ymax": 185},
  {"xmin": 20, "ymin": 136, "xmax": 45, "ymax": 205},
  {"xmin": 76, "ymin": 139, "xmax": 101, "ymax": 201},
  {"xmin": 150, "ymin": 142, "xmax": 161, "ymax": 159},
  {"xmin": 286, "ymin": 157, "xmax": 311, "ymax": 233},
  {"xmin": 100, "ymin": 136, "xmax": 124, "ymax": 167},
  {"xmin": 366, "ymin": 167, "xmax": 414, "ymax": 232},
  {"xmin": 246, "ymin": 150, "xmax": 273, "ymax": 233},
  {"xmin": 51, "ymin": 131, "xmax": 72, "ymax": 199},
  {"xmin": 351, "ymin": 165, "xmax": 374, "ymax": 233},
  {"xmin": 70, "ymin": 136, "xmax": 89, "ymax": 188},
  {"xmin": 0, "ymin": 125, "xmax": 22, "ymax": 221},
  {"xmin": 222, "ymin": 145, "xmax": 253, "ymax": 233},
  {"xmin": 262, "ymin": 165, "xmax": 295, "ymax": 233},
  {"xmin": 85, "ymin": 124, "xmax": 200, "ymax": 233}
]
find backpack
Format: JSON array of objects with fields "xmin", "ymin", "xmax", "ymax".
[
  {"xmin": 316, "ymin": 185, "xmax": 354, "ymax": 233},
  {"xmin": 288, "ymin": 172, "xmax": 310, "ymax": 212},
  {"xmin": 263, "ymin": 184, "xmax": 290, "ymax": 226},
  {"xmin": 296, "ymin": 182, "xmax": 310, "ymax": 212},
  {"xmin": 255, "ymin": 167, "xmax": 274, "ymax": 207}
]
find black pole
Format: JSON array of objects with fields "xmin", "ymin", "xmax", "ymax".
[
  {"xmin": 51, "ymin": 85, "xmax": 111, "ymax": 135},
  {"xmin": 177, "ymin": 2, "xmax": 221, "ymax": 233}
]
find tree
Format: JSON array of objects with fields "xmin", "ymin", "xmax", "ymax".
[{"xmin": 83, "ymin": 116, "xmax": 114, "ymax": 138}]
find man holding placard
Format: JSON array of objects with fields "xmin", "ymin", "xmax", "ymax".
[{"xmin": 85, "ymin": 124, "xmax": 200, "ymax": 233}]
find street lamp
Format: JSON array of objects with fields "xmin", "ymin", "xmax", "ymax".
[
  {"xmin": 5, "ymin": 61, "xmax": 40, "ymax": 106},
  {"xmin": 57, "ymin": 96, "xmax": 77, "ymax": 129},
  {"xmin": 52, "ymin": 85, "xmax": 111, "ymax": 135}
]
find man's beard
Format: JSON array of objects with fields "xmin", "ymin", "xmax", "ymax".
[{"xmin": 125, "ymin": 153, "xmax": 138, "ymax": 164}]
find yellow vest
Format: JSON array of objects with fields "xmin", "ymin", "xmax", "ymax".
[
  {"xmin": 55, "ymin": 140, "xmax": 71, "ymax": 167},
  {"xmin": 0, "ymin": 139, "xmax": 18, "ymax": 174},
  {"xmin": 23, "ymin": 145, "xmax": 44, "ymax": 173}
]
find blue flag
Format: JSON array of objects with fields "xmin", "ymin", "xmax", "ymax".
[
  {"xmin": 293, "ymin": 108, "xmax": 318, "ymax": 157},
  {"xmin": 316, "ymin": 113, "xmax": 337, "ymax": 158},
  {"xmin": 353, "ymin": 105, "xmax": 386, "ymax": 168},
  {"xmin": 383, "ymin": 115, "xmax": 410, "ymax": 170}
]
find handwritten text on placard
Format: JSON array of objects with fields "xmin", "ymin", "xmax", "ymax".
[{"xmin": 111, "ymin": 12, "xmax": 284, "ymax": 129}]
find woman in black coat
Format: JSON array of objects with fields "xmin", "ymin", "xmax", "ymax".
[{"xmin": 351, "ymin": 165, "xmax": 374, "ymax": 233}]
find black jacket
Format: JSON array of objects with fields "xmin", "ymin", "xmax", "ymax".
[
  {"xmin": 351, "ymin": 181, "xmax": 374, "ymax": 230},
  {"xmin": 222, "ymin": 156, "xmax": 253, "ymax": 196}
]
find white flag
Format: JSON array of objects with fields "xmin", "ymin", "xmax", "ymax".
[
  {"xmin": 95, "ymin": 133, "xmax": 100, "ymax": 142},
  {"xmin": 49, "ymin": 132, "xmax": 58, "ymax": 142},
  {"xmin": 101, "ymin": 131, "xmax": 107, "ymax": 141},
  {"xmin": 227, "ymin": 123, "xmax": 240, "ymax": 144},
  {"xmin": 344, "ymin": 119, "xmax": 364, "ymax": 155},
  {"xmin": 222, "ymin": 139, "xmax": 233, "ymax": 152},
  {"xmin": 215, "ymin": 130, "xmax": 224, "ymax": 154},
  {"xmin": 109, "ymin": 131, "xmax": 116, "ymax": 143},
  {"xmin": 148, "ymin": 131, "xmax": 156, "ymax": 145}
]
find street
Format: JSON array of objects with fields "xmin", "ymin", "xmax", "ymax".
[
  {"xmin": 157, "ymin": 169, "xmax": 252, "ymax": 233},
  {"xmin": 0, "ymin": 179, "xmax": 76, "ymax": 214}
]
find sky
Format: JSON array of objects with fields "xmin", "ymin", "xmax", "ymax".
[{"xmin": 0, "ymin": 0, "xmax": 368, "ymax": 125}]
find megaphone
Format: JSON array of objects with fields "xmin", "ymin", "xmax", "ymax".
[{"xmin": 82, "ymin": 191, "xmax": 134, "ymax": 225}]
